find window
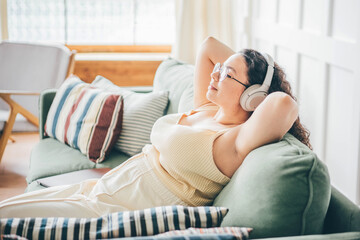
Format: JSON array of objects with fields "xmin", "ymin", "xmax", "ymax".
[{"xmin": 7, "ymin": 0, "xmax": 175, "ymax": 46}]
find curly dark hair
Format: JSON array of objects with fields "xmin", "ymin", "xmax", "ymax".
[{"xmin": 239, "ymin": 49, "xmax": 312, "ymax": 149}]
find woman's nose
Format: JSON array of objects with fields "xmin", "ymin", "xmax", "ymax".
[{"xmin": 211, "ymin": 71, "xmax": 220, "ymax": 82}]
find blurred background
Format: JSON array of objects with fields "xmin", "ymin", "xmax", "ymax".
[{"xmin": 0, "ymin": 0, "xmax": 359, "ymax": 205}]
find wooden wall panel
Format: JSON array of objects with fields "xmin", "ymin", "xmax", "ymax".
[{"xmin": 73, "ymin": 60, "xmax": 162, "ymax": 86}]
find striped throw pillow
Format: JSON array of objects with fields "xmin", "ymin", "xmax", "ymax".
[
  {"xmin": 92, "ymin": 76, "xmax": 169, "ymax": 156},
  {"xmin": 0, "ymin": 235, "xmax": 27, "ymax": 240},
  {"xmin": 0, "ymin": 206, "xmax": 228, "ymax": 240},
  {"xmin": 44, "ymin": 76, "xmax": 124, "ymax": 163}
]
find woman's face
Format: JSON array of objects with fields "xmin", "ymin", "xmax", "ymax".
[{"xmin": 206, "ymin": 53, "xmax": 249, "ymax": 109}]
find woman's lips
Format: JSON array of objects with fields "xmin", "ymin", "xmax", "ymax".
[{"xmin": 208, "ymin": 85, "xmax": 217, "ymax": 91}]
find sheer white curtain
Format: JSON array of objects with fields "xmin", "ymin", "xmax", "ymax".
[
  {"xmin": 0, "ymin": 0, "xmax": 8, "ymax": 40},
  {"xmin": 172, "ymin": 0, "xmax": 238, "ymax": 64}
]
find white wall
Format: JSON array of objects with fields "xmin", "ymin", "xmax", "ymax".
[{"xmin": 236, "ymin": 0, "xmax": 360, "ymax": 204}]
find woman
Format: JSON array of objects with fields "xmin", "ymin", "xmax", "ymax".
[{"xmin": 0, "ymin": 37, "xmax": 310, "ymax": 218}]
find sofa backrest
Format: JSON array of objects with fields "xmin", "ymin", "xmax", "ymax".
[{"xmin": 153, "ymin": 58, "xmax": 194, "ymax": 115}]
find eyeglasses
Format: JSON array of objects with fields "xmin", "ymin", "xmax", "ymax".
[{"xmin": 213, "ymin": 63, "xmax": 249, "ymax": 88}]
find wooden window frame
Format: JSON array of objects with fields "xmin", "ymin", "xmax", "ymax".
[
  {"xmin": 68, "ymin": 45, "xmax": 172, "ymax": 86},
  {"xmin": 66, "ymin": 45, "xmax": 172, "ymax": 53}
]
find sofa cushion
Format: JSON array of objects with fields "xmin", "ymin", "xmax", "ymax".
[
  {"xmin": 153, "ymin": 57, "xmax": 194, "ymax": 114},
  {"xmin": 213, "ymin": 133, "xmax": 331, "ymax": 239},
  {"xmin": 27, "ymin": 138, "xmax": 129, "ymax": 184},
  {"xmin": 44, "ymin": 76, "xmax": 124, "ymax": 163},
  {"xmin": 91, "ymin": 76, "xmax": 169, "ymax": 156}
]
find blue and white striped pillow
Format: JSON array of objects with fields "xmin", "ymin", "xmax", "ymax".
[
  {"xmin": 44, "ymin": 76, "xmax": 124, "ymax": 163},
  {"xmin": 91, "ymin": 76, "xmax": 169, "ymax": 156},
  {"xmin": 0, "ymin": 206, "xmax": 228, "ymax": 240}
]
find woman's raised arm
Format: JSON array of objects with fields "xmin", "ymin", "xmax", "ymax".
[
  {"xmin": 193, "ymin": 37, "xmax": 235, "ymax": 108},
  {"xmin": 235, "ymin": 91, "xmax": 299, "ymax": 157}
]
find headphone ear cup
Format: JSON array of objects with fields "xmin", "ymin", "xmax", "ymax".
[{"xmin": 240, "ymin": 84, "xmax": 268, "ymax": 111}]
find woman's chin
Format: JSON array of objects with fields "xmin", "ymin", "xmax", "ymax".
[{"xmin": 206, "ymin": 91, "xmax": 216, "ymax": 102}]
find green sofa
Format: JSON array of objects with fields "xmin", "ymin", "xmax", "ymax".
[{"xmin": 26, "ymin": 58, "xmax": 360, "ymax": 239}]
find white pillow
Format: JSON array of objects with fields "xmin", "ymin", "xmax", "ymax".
[{"xmin": 91, "ymin": 76, "xmax": 169, "ymax": 156}]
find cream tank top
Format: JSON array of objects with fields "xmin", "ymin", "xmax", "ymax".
[{"xmin": 143, "ymin": 105, "xmax": 231, "ymax": 206}]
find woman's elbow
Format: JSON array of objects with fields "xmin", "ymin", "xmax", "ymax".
[
  {"xmin": 202, "ymin": 36, "xmax": 217, "ymax": 46},
  {"xmin": 281, "ymin": 94, "xmax": 298, "ymax": 123},
  {"xmin": 274, "ymin": 94, "xmax": 299, "ymax": 139},
  {"xmin": 269, "ymin": 92, "xmax": 299, "ymax": 124},
  {"xmin": 197, "ymin": 36, "xmax": 215, "ymax": 60},
  {"xmin": 199, "ymin": 36, "xmax": 216, "ymax": 53}
]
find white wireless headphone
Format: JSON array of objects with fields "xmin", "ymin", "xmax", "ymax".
[{"xmin": 240, "ymin": 53, "xmax": 275, "ymax": 112}]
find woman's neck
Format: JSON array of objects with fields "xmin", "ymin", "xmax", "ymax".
[{"xmin": 213, "ymin": 107, "xmax": 250, "ymax": 126}]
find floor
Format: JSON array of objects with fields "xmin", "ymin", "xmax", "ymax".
[{"xmin": 0, "ymin": 132, "xmax": 39, "ymax": 201}]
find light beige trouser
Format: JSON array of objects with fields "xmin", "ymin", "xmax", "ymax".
[{"xmin": 0, "ymin": 153, "xmax": 186, "ymax": 218}]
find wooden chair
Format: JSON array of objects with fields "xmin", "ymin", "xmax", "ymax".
[{"xmin": 0, "ymin": 41, "xmax": 76, "ymax": 162}]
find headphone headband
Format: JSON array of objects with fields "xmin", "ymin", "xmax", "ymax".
[{"xmin": 260, "ymin": 53, "xmax": 274, "ymax": 91}]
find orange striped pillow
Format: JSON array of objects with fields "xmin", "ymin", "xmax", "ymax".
[{"xmin": 45, "ymin": 76, "xmax": 124, "ymax": 162}]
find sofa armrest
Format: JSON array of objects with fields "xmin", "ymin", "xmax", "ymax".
[
  {"xmin": 255, "ymin": 232, "xmax": 360, "ymax": 240},
  {"xmin": 39, "ymin": 88, "xmax": 57, "ymax": 139},
  {"xmin": 323, "ymin": 187, "xmax": 360, "ymax": 233}
]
